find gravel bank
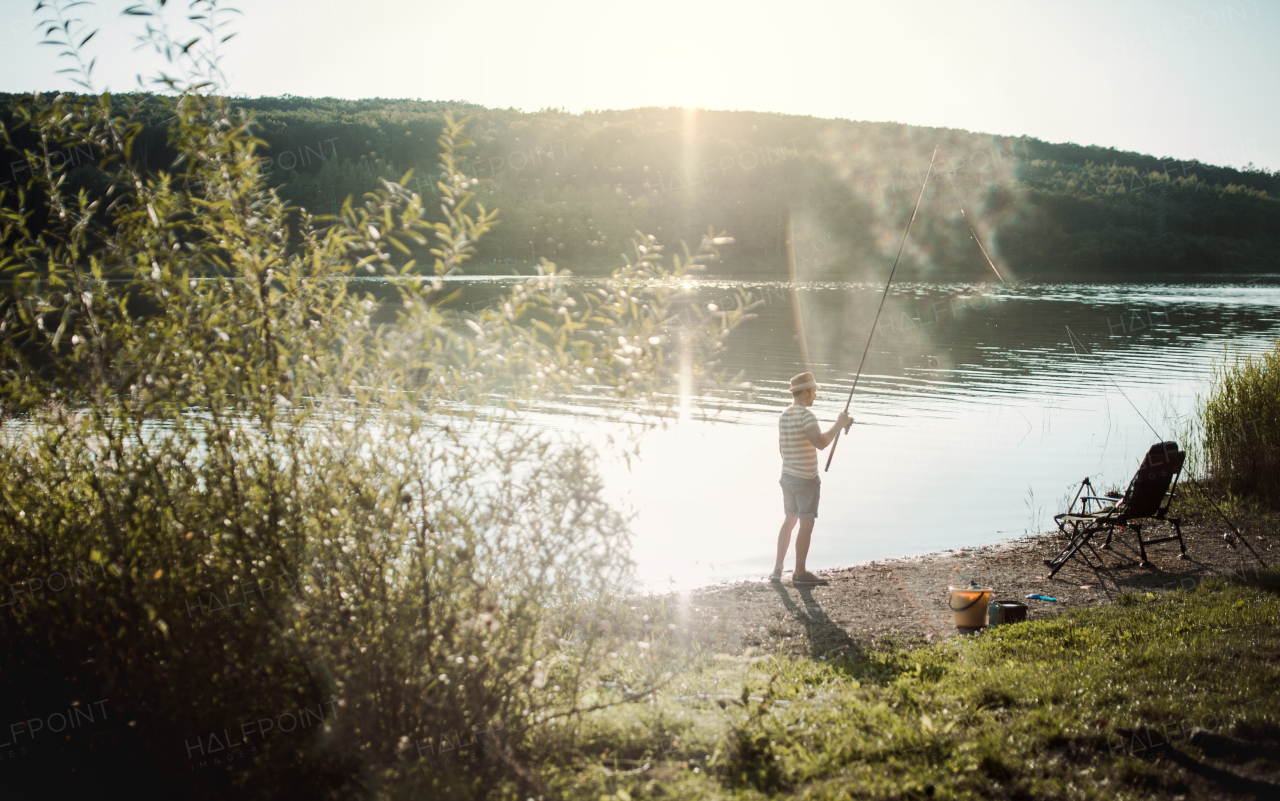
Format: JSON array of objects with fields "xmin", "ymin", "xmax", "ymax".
[{"xmin": 681, "ymin": 520, "xmax": 1275, "ymax": 657}]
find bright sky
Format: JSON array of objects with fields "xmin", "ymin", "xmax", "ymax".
[{"xmin": 1, "ymin": 0, "xmax": 1275, "ymax": 171}]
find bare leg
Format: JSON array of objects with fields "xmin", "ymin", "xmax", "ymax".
[
  {"xmin": 794, "ymin": 518, "xmax": 815, "ymax": 575},
  {"xmin": 774, "ymin": 515, "xmax": 798, "ymax": 574}
]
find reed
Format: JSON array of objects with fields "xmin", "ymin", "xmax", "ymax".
[{"xmin": 1201, "ymin": 338, "xmax": 1280, "ymax": 502}]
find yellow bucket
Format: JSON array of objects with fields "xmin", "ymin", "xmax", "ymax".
[{"xmin": 947, "ymin": 583, "xmax": 993, "ymax": 628}]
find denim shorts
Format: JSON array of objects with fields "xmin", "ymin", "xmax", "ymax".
[{"xmin": 780, "ymin": 473, "xmax": 820, "ymax": 519}]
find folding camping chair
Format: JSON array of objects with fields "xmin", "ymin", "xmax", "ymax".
[{"xmin": 1043, "ymin": 441, "xmax": 1188, "ymax": 578}]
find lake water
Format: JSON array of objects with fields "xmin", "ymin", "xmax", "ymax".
[{"xmin": 502, "ymin": 278, "xmax": 1280, "ymax": 591}]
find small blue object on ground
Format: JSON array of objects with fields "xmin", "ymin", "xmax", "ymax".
[{"xmin": 1025, "ymin": 593, "xmax": 1057, "ymax": 602}]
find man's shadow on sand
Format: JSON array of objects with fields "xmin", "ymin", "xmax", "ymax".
[{"xmin": 767, "ymin": 581, "xmax": 866, "ymax": 661}]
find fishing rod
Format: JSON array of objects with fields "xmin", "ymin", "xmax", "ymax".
[
  {"xmin": 825, "ymin": 146, "xmax": 938, "ymax": 472},
  {"xmin": 945, "ymin": 168, "xmax": 1006, "ymax": 284},
  {"xmin": 1064, "ymin": 326, "xmax": 1265, "ymax": 568}
]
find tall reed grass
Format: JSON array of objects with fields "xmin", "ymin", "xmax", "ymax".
[{"xmin": 1201, "ymin": 338, "xmax": 1280, "ymax": 501}]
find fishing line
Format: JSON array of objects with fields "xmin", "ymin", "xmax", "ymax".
[
  {"xmin": 1065, "ymin": 326, "xmax": 1161, "ymax": 441},
  {"xmin": 825, "ymin": 146, "xmax": 938, "ymax": 472},
  {"xmin": 1064, "ymin": 326, "xmax": 1264, "ymax": 567}
]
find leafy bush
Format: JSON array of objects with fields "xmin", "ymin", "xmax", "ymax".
[{"xmin": 0, "ymin": 2, "xmax": 749, "ymax": 797}]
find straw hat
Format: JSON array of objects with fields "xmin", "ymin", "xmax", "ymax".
[{"xmin": 789, "ymin": 372, "xmax": 817, "ymax": 392}]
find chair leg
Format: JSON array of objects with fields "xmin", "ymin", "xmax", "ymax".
[
  {"xmin": 1046, "ymin": 524, "xmax": 1101, "ymax": 578},
  {"xmin": 1173, "ymin": 518, "xmax": 1188, "ymax": 559},
  {"xmin": 1045, "ymin": 528, "xmax": 1079, "ymax": 574},
  {"xmin": 1134, "ymin": 523, "xmax": 1150, "ymax": 567}
]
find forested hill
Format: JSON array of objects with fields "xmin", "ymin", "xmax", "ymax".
[{"xmin": 3, "ymin": 94, "xmax": 1277, "ymax": 281}]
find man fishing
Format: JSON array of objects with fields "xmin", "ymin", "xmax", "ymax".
[
  {"xmin": 772, "ymin": 372, "xmax": 851, "ymax": 584},
  {"xmin": 769, "ymin": 149, "xmax": 939, "ymax": 584}
]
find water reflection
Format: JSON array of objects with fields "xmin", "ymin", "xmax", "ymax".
[{"xmin": 442, "ymin": 278, "xmax": 1280, "ymax": 590}]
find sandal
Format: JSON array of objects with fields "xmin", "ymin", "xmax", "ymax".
[{"xmin": 792, "ymin": 571, "xmax": 829, "ymax": 586}]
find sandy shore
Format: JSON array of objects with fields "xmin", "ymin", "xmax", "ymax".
[{"xmin": 683, "ymin": 519, "xmax": 1276, "ymax": 656}]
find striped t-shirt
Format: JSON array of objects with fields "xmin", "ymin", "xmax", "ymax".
[{"xmin": 779, "ymin": 404, "xmax": 822, "ymax": 478}]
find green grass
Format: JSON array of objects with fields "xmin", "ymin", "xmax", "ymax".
[{"xmin": 540, "ymin": 569, "xmax": 1280, "ymax": 800}]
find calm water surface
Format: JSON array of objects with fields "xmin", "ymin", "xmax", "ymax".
[{"xmin": 467, "ymin": 278, "xmax": 1280, "ymax": 591}]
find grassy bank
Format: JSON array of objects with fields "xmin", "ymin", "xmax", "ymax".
[{"xmin": 529, "ymin": 569, "xmax": 1280, "ymax": 800}]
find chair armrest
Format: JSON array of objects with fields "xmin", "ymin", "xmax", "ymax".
[{"xmin": 1081, "ymin": 496, "xmax": 1120, "ymax": 504}]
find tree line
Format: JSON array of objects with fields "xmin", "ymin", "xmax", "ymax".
[{"xmin": 3, "ymin": 93, "xmax": 1276, "ymax": 281}]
